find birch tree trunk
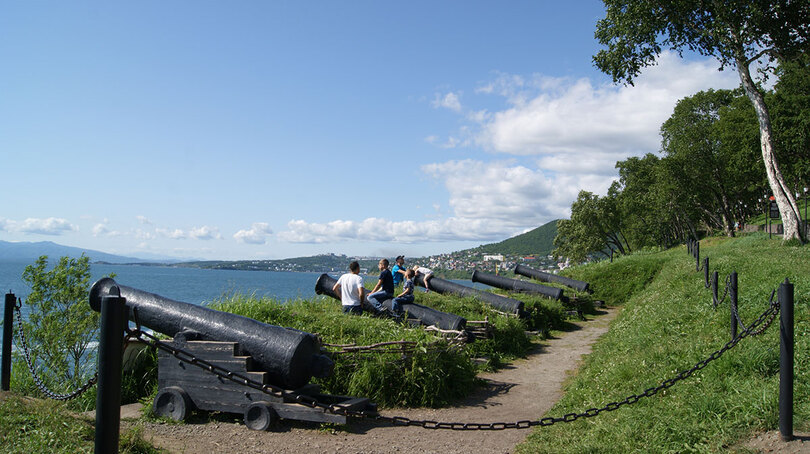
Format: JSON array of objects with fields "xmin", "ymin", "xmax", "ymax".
[{"xmin": 736, "ymin": 57, "xmax": 805, "ymax": 242}]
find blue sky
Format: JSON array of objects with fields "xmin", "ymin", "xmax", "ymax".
[{"xmin": 1, "ymin": 1, "xmax": 739, "ymax": 261}]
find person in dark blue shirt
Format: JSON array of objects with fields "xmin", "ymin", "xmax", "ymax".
[{"xmin": 366, "ymin": 258, "xmax": 394, "ymax": 314}]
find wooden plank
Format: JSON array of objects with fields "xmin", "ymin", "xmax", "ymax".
[
  {"xmin": 158, "ymin": 355, "xmax": 255, "ymax": 374},
  {"xmin": 332, "ymin": 397, "xmax": 370, "ymax": 411},
  {"xmin": 189, "ymin": 388, "xmax": 285, "ymax": 413},
  {"xmin": 161, "ymin": 342, "xmax": 254, "ymax": 364},
  {"xmin": 270, "ymin": 403, "xmax": 348, "ymax": 424},
  {"xmin": 281, "ymin": 383, "xmax": 321, "ymax": 402},
  {"xmin": 158, "ymin": 368, "xmax": 269, "ymax": 389}
]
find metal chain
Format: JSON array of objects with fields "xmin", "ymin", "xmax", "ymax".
[
  {"xmin": 713, "ymin": 273, "xmax": 731, "ymax": 308},
  {"xmin": 128, "ymin": 296, "xmax": 780, "ymax": 430},
  {"xmin": 13, "ymin": 300, "xmax": 97, "ymax": 401},
  {"xmin": 731, "ymin": 289, "xmax": 778, "ymax": 336}
]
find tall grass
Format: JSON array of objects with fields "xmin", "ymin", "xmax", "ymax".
[
  {"xmin": 212, "ymin": 296, "xmax": 478, "ymax": 407},
  {"xmin": 518, "ymin": 233, "xmax": 809, "ymax": 453}
]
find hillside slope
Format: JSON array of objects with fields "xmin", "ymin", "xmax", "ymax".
[
  {"xmin": 471, "ymin": 220, "xmax": 559, "ymax": 256},
  {"xmin": 519, "ymin": 233, "xmax": 809, "ymax": 453}
]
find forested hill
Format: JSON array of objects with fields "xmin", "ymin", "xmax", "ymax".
[{"xmin": 469, "ymin": 220, "xmax": 559, "ymax": 256}]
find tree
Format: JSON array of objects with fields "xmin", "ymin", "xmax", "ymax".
[
  {"xmin": 769, "ymin": 54, "xmax": 810, "ymax": 194},
  {"xmin": 20, "ymin": 255, "xmax": 99, "ymax": 393},
  {"xmin": 553, "ymin": 190, "xmax": 630, "ymax": 262},
  {"xmin": 660, "ymin": 89, "xmax": 763, "ymax": 235},
  {"xmin": 594, "ymin": 0, "xmax": 810, "ymax": 241}
]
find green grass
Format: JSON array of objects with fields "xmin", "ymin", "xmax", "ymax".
[
  {"xmin": 212, "ymin": 296, "xmax": 481, "ymax": 408},
  {"xmin": 0, "ymin": 393, "xmax": 163, "ymax": 453},
  {"xmin": 517, "ymin": 233, "xmax": 809, "ymax": 453}
]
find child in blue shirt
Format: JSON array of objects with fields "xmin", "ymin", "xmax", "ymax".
[{"xmin": 392, "ymin": 269, "xmax": 415, "ymax": 314}]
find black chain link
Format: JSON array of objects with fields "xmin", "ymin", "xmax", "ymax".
[
  {"xmin": 13, "ymin": 300, "xmax": 97, "ymax": 401},
  {"xmin": 128, "ymin": 295, "xmax": 780, "ymax": 430},
  {"xmin": 713, "ymin": 273, "xmax": 731, "ymax": 308},
  {"xmin": 731, "ymin": 289, "xmax": 778, "ymax": 336}
]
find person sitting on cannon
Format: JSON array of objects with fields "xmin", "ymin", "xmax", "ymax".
[
  {"xmin": 332, "ymin": 261, "xmax": 366, "ymax": 315},
  {"xmin": 412, "ymin": 265, "xmax": 434, "ymax": 292},
  {"xmin": 391, "ymin": 269, "xmax": 415, "ymax": 314},
  {"xmin": 366, "ymin": 258, "xmax": 394, "ymax": 315}
]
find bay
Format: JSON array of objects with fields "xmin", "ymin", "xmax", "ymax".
[
  {"xmin": 1, "ymin": 260, "xmax": 329, "ymax": 306},
  {"xmin": 1, "ymin": 260, "xmax": 487, "ymax": 308}
]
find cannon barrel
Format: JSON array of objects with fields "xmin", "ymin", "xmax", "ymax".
[
  {"xmin": 414, "ymin": 274, "xmax": 524, "ymax": 314},
  {"xmin": 315, "ymin": 274, "xmax": 466, "ymax": 331},
  {"xmin": 514, "ymin": 264, "xmax": 590, "ymax": 293},
  {"xmin": 471, "ymin": 270, "xmax": 564, "ymax": 300},
  {"xmin": 89, "ymin": 278, "xmax": 333, "ymax": 389}
]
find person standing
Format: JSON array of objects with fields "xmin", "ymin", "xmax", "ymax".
[
  {"xmin": 332, "ymin": 261, "xmax": 366, "ymax": 315},
  {"xmin": 366, "ymin": 259, "xmax": 394, "ymax": 314},
  {"xmin": 391, "ymin": 255, "xmax": 407, "ymax": 287}
]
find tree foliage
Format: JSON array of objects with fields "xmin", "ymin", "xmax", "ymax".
[
  {"xmin": 20, "ymin": 255, "xmax": 99, "ymax": 392},
  {"xmin": 593, "ymin": 0, "xmax": 810, "ymax": 241}
]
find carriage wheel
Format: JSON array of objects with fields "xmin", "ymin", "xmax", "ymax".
[
  {"xmin": 244, "ymin": 401, "xmax": 278, "ymax": 431},
  {"xmin": 153, "ymin": 386, "xmax": 192, "ymax": 421}
]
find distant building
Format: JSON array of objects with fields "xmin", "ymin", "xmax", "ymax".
[{"xmin": 483, "ymin": 254, "xmax": 504, "ymax": 261}]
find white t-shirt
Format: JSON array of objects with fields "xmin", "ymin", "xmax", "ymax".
[{"xmin": 336, "ymin": 273, "xmax": 364, "ymax": 306}]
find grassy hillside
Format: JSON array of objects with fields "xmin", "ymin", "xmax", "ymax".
[
  {"xmin": 470, "ymin": 220, "xmax": 559, "ymax": 256},
  {"xmin": 519, "ymin": 233, "xmax": 809, "ymax": 453}
]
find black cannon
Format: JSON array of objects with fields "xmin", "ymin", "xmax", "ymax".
[
  {"xmin": 413, "ymin": 274, "xmax": 524, "ymax": 315},
  {"xmin": 514, "ymin": 264, "xmax": 591, "ymax": 293},
  {"xmin": 471, "ymin": 270, "xmax": 564, "ymax": 300},
  {"xmin": 314, "ymin": 274, "xmax": 467, "ymax": 331},
  {"xmin": 90, "ymin": 278, "xmax": 375, "ymax": 429}
]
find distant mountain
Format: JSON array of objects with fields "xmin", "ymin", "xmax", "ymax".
[
  {"xmin": 470, "ymin": 220, "xmax": 559, "ymax": 257},
  {"xmin": 0, "ymin": 240, "xmax": 159, "ymax": 264}
]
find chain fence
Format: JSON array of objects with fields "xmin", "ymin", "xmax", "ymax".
[
  {"xmin": 121, "ymin": 282, "xmax": 780, "ymax": 430},
  {"xmin": 7, "ymin": 239, "xmax": 788, "ymax": 431},
  {"xmin": 12, "ymin": 298, "xmax": 97, "ymax": 401}
]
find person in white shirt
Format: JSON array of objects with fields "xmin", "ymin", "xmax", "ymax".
[
  {"xmin": 412, "ymin": 265, "xmax": 434, "ymax": 292},
  {"xmin": 332, "ymin": 261, "xmax": 366, "ymax": 315}
]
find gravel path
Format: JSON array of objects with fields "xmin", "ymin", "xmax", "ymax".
[{"xmin": 129, "ymin": 308, "xmax": 619, "ymax": 453}]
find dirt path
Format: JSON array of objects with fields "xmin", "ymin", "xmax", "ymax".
[{"xmin": 129, "ymin": 307, "xmax": 619, "ymax": 453}]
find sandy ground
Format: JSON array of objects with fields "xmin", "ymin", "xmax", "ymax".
[{"xmin": 121, "ymin": 307, "xmax": 618, "ymax": 453}]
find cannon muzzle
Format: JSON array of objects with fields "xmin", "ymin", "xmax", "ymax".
[
  {"xmin": 514, "ymin": 264, "xmax": 590, "ymax": 293},
  {"xmin": 90, "ymin": 277, "xmax": 334, "ymax": 389},
  {"xmin": 472, "ymin": 270, "xmax": 563, "ymax": 300},
  {"xmin": 414, "ymin": 274, "xmax": 524, "ymax": 314}
]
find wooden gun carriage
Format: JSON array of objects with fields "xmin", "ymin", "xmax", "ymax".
[
  {"xmin": 155, "ymin": 338, "xmax": 376, "ymax": 430},
  {"xmin": 90, "ymin": 278, "xmax": 376, "ymax": 430}
]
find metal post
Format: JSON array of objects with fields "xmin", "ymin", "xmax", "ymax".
[
  {"xmin": 729, "ymin": 272, "xmax": 738, "ymax": 341},
  {"xmin": 94, "ymin": 286, "xmax": 126, "ymax": 453},
  {"xmin": 712, "ymin": 271, "xmax": 719, "ymax": 305},
  {"xmin": 2, "ymin": 292, "xmax": 14, "ymax": 391},
  {"xmin": 779, "ymin": 278, "xmax": 794, "ymax": 441},
  {"xmin": 695, "ymin": 241, "xmax": 700, "ymax": 271}
]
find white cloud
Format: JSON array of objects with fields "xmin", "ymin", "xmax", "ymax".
[
  {"xmin": 432, "ymin": 92, "xmax": 462, "ymax": 112},
  {"xmin": 14, "ymin": 217, "xmax": 77, "ymax": 235},
  {"xmin": 136, "ymin": 215, "xmax": 152, "ymax": 225},
  {"xmin": 189, "ymin": 225, "xmax": 222, "ymax": 240},
  {"xmin": 278, "ymin": 217, "xmax": 510, "ymax": 244},
  {"xmin": 282, "ymin": 55, "xmax": 741, "ymax": 247},
  {"xmin": 93, "ymin": 223, "xmax": 110, "ymax": 237},
  {"xmin": 135, "ymin": 229, "xmax": 155, "ymax": 240},
  {"xmin": 234, "ymin": 222, "xmax": 273, "ymax": 244},
  {"xmin": 473, "ymin": 53, "xmax": 738, "ymax": 160},
  {"xmin": 156, "ymin": 228, "xmax": 186, "ymax": 240}
]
